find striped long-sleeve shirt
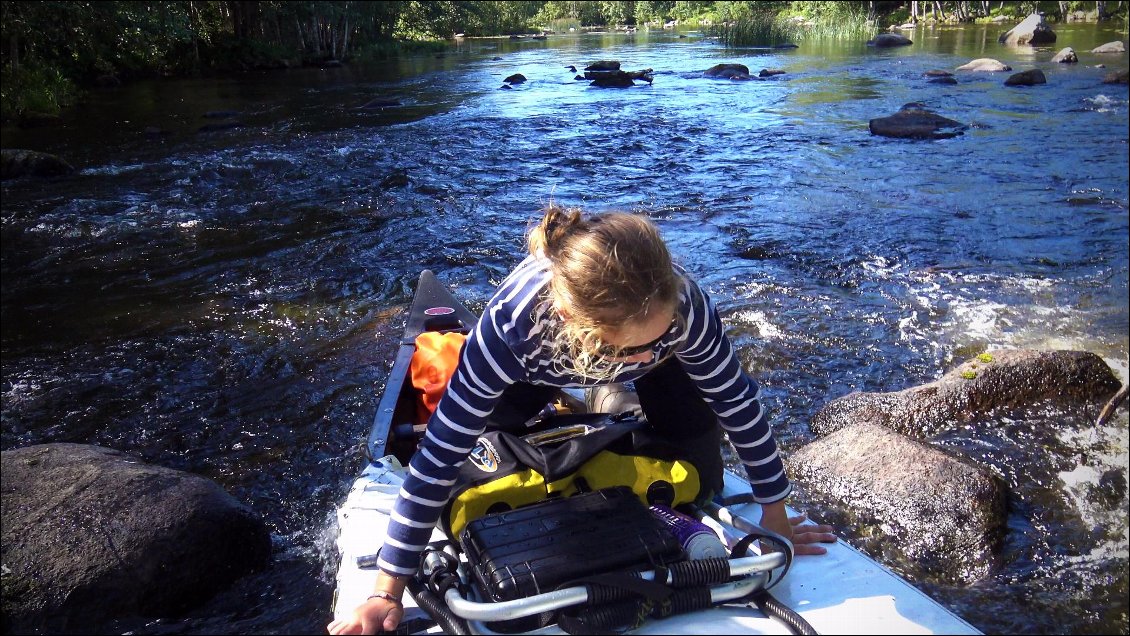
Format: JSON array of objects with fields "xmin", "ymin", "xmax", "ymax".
[{"xmin": 377, "ymin": 255, "xmax": 792, "ymax": 576}]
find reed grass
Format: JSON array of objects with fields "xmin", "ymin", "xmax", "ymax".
[
  {"xmin": 716, "ymin": 5, "xmax": 873, "ymax": 47},
  {"xmin": 714, "ymin": 12, "xmax": 802, "ymax": 47},
  {"xmin": 543, "ymin": 18, "xmax": 582, "ymax": 33}
]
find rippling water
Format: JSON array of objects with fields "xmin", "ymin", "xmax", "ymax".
[{"xmin": 2, "ymin": 24, "xmax": 1127, "ymax": 635}]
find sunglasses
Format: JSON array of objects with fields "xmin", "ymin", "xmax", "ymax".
[{"xmin": 595, "ymin": 322, "xmax": 674, "ymax": 358}]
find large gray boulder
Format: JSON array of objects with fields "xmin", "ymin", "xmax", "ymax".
[
  {"xmin": 811, "ymin": 349, "xmax": 1121, "ymax": 438},
  {"xmin": 1091, "ymin": 41, "xmax": 1126, "ymax": 53},
  {"xmin": 788, "ymin": 422, "xmax": 1006, "ymax": 584},
  {"xmin": 1, "ymin": 443, "xmax": 272, "ymax": 633},
  {"xmin": 868, "ymin": 103, "xmax": 968, "ymax": 140},
  {"xmin": 1103, "ymin": 69, "xmax": 1130, "ymax": 84},
  {"xmin": 998, "ymin": 13, "xmax": 1057, "ymax": 46},
  {"xmin": 1, "ymin": 148, "xmax": 75, "ymax": 179}
]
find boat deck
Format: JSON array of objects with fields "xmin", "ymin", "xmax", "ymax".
[{"xmin": 332, "ymin": 458, "xmax": 980, "ymax": 635}]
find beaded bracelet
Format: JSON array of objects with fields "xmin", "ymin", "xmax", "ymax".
[{"xmin": 366, "ymin": 591, "xmax": 402, "ymax": 604}]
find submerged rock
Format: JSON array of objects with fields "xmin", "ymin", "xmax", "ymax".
[
  {"xmin": 380, "ymin": 169, "xmax": 410, "ymax": 189},
  {"xmin": 1102, "ymin": 69, "xmax": 1130, "ymax": 84},
  {"xmin": 358, "ymin": 97, "xmax": 401, "ymax": 109},
  {"xmin": 703, "ymin": 63, "xmax": 751, "ymax": 80},
  {"xmin": 16, "ymin": 111, "xmax": 63, "ymax": 128},
  {"xmin": 197, "ymin": 121, "xmax": 246, "ymax": 133},
  {"xmin": 585, "ymin": 68, "xmax": 654, "ymax": 87},
  {"xmin": 868, "ymin": 33, "xmax": 913, "ymax": 47},
  {"xmin": 1, "ymin": 443, "xmax": 271, "ymax": 633},
  {"xmin": 1005, "ymin": 68, "xmax": 1048, "ymax": 86},
  {"xmin": 868, "ymin": 103, "xmax": 968, "ymax": 140}
]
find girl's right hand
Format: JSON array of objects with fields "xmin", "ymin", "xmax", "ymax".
[{"xmin": 327, "ymin": 595, "xmax": 404, "ymax": 635}]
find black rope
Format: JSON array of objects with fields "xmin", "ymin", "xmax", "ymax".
[
  {"xmin": 558, "ymin": 586, "xmax": 715, "ymax": 634},
  {"xmin": 568, "ymin": 571, "xmax": 672, "ymax": 605},
  {"xmin": 660, "ymin": 587, "xmax": 713, "ymax": 616},
  {"xmin": 722, "ymin": 522, "xmax": 819, "ymax": 634},
  {"xmin": 750, "ymin": 589, "xmax": 820, "ymax": 635},
  {"xmin": 729, "ymin": 530, "xmax": 793, "ymax": 590},
  {"xmin": 558, "ymin": 599, "xmax": 640, "ymax": 635},
  {"xmin": 666, "ymin": 557, "xmax": 731, "ymax": 587}
]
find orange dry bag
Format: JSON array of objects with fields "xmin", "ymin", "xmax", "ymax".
[{"xmin": 409, "ymin": 331, "xmax": 467, "ymax": 422}]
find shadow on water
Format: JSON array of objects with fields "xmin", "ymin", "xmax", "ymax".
[{"xmin": 2, "ymin": 22, "xmax": 1128, "ymax": 635}]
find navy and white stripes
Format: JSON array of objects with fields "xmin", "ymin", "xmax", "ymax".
[{"xmin": 377, "ymin": 255, "xmax": 791, "ymax": 576}]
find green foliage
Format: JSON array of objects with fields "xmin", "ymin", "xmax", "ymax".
[
  {"xmin": 785, "ymin": 1, "xmax": 867, "ymax": 23},
  {"xmin": 532, "ymin": 0, "xmax": 690, "ymax": 28},
  {"xmin": 204, "ymin": 35, "xmax": 296, "ymax": 70},
  {"xmin": 598, "ymin": 0, "xmax": 634, "ymax": 25},
  {"xmin": 635, "ymin": 0, "xmax": 676, "ymax": 23},
  {"xmin": 1, "ymin": 0, "xmax": 1124, "ymax": 118},
  {"xmin": 398, "ymin": 1, "xmax": 487, "ymax": 38},
  {"xmin": 886, "ymin": 6, "xmax": 911, "ymax": 26},
  {"xmin": 474, "ymin": 0, "xmax": 545, "ymax": 34},
  {"xmin": 533, "ymin": 1, "xmax": 612, "ymax": 27},
  {"xmin": 0, "ymin": 61, "xmax": 77, "ymax": 121},
  {"xmin": 671, "ymin": 0, "xmax": 715, "ymax": 22},
  {"xmin": 712, "ymin": 1, "xmax": 763, "ymax": 22}
]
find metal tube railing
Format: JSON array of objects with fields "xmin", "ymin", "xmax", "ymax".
[{"xmin": 441, "ymin": 555, "xmax": 781, "ymax": 622}]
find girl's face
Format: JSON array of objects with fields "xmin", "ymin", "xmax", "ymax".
[{"xmin": 594, "ymin": 304, "xmax": 676, "ymax": 365}]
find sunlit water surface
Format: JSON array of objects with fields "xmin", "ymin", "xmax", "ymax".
[{"xmin": 2, "ymin": 23, "xmax": 1127, "ymax": 635}]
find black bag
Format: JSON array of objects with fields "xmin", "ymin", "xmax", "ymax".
[
  {"xmin": 441, "ymin": 413, "xmax": 706, "ymax": 540},
  {"xmin": 459, "ymin": 486, "xmax": 685, "ymax": 602},
  {"xmin": 458, "ymin": 485, "xmax": 686, "ymax": 633}
]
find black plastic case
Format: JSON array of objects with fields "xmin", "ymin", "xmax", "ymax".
[{"xmin": 459, "ymin": 486, "xmax": 685, "ymax": 603}]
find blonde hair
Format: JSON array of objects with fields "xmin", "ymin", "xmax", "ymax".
[{"xmin": 527, "ymin": 204, "xmax": 681, "ymax": 381}]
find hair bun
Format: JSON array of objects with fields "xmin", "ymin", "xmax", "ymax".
[{"xmin": 540, "ymin": 204, "xmax": 583, "ymax": 257}]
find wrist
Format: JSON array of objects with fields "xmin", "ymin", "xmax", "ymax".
[
  {"xmin": 375, "ymin": 571, "xmax": 410, "ymax": 597},
  {"xmin": 367, "ymin": 590, "xmax": 402, "ymax": 604},
  {"xmin": 761, "ymin": 500, "xmax": 788, "ymax": 516}
]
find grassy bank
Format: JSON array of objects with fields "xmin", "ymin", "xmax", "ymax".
[{"xmin": 1, "ymin": 64, "xmax": 79, "ymax": 123}]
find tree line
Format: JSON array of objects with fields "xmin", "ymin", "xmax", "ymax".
[{"xmin": 1, "ymin": 1, "xmax": 1124, "ymax": 120}]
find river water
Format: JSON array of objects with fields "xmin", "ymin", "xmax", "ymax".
[{"xmin": 2, "ymin": 23, "xmax": 1127, "ymax": 635}]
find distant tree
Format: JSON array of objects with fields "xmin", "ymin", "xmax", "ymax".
[
  {"xmin": 635, "ymin": 0, "xmax": 676, "ymax": 23},
  {"xmin": 598, "ymin": 0, "xmax": 634, "ymax": 25}
]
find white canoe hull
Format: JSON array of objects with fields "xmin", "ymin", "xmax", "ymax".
[{"xmin": 330, "ymin": 456, "xmax": 981, "ymax": 635}]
